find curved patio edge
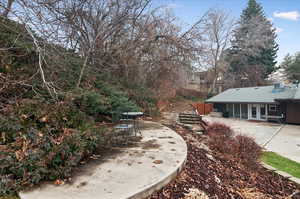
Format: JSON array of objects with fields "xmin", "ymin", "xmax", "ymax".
[
  {"xmin": 128, "ymin": 133, "xmax": 187, "ymax": 199},
  {"xmin": 19, "ymin": 121, "xmax": 188, "ymax": 199}
]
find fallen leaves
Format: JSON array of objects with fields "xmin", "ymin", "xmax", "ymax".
[
  {"xmin": 153, "ymin": 160, "xmax": 163, "ymax": 164},
  {"xmin": 54, "ymin": 179, "xmax": 64, "ymax": 185},
  {"xmin": 183, "ymin": 188, "xmax": 209, "ymax": 199},
  {"xmin": 90, "ymin": 154, "xmax": 101, "ymax": 160},
  {"xmin": 148, "ymin": 124, "xmax": 300, "ymax": 199}
]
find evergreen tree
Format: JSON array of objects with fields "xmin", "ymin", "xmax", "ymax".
[
  {"xmin": 280, "ymin": 53, "xmax": 300, "ymax": 82},
  {"xmin": 227, "ymin": 0, "xmax": 278, "ymax": 86}
]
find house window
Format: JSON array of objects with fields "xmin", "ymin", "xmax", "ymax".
[{"xmin": 269, "ymin": 104, "xmax": 278, "ymax": 112}]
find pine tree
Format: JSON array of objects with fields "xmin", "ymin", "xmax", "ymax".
[
  {"xmin": 281, "ymin": 53, "xmax": 300, "ymax": 82},
  {"xmin": 228, "ymin": 0, "xmax": 278, "ymax": 86}
]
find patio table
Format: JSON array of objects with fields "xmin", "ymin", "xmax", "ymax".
[{"xmin": 121, "ymin": 112, "xmax": 144, "ymax": 135}]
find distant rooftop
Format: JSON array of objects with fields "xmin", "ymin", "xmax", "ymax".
[{"xmin": 206, "ymin": 84, "xmax": 300, "ymax": 104}]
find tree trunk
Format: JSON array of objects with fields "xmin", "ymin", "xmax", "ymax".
[
  {"xmin": 76, "ymin": 51, "xmax": 90, "ymax": 88},
  {"xmin": 209, "ymin": 75, "xmax": 218, "ymax": 94},
  {"xmin": 1, "ymin": 0, "xmax": 15, "ymax": 18}
]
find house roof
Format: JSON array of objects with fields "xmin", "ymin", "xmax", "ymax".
[{"xmin": 206, "ymin": 84, "xmax": 300, "ymax": 104}]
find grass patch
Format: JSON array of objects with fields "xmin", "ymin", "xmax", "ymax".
[{"xmin": 261, "ymin": 151, "xmax": 300, "ymax": 179}]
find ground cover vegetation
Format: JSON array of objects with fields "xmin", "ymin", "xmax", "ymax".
[
  {"xmin": 149, "ymin": 122, "xmax": 300, "ymax": 199},
  {"xmin": 0, "ymin": 100, "xmax": 110, "ymax": 195},
  {"xmin": 0, "ymin": 0, "xmax": 218, "ymax": 196},
  {"xmin": 262, "ymin": 151, "xmax": 300, "ymax": 179},
  {"xmin": 0, "ymin": 0, "xmax": 290, "ymax": 197}
]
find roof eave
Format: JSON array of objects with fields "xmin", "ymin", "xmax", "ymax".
[
  {"xmin": 205, "ymin": 101, "xmax": 278, "ymax": 104},
  {"xmin": 276, "ymin": 98, "xmax": 300, "ymax": 102}
]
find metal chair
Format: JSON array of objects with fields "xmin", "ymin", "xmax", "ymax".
[{"xmin": 113, "ymin": 123, "xmax": 134, "ymax": 145}]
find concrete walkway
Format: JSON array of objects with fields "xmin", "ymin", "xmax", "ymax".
[
  {"xmin": 266, "ymin": 124, "xmax": 300, "ymax": 163},
  {"xmin": 204, "ymin": 116, "xmax": 300, "ymax": 163},
  {"xmin": 20, "ymin": 121, "xmax": 187, "ymax": 199}
]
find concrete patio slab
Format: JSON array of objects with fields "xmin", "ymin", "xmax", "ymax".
[
  {"xmin": 19, "ymin": 121, "xmax": 187, "ymax": 199},
  {"xmin": 266, "ymin": 124, "xmax": 300, "ymax": 163}
]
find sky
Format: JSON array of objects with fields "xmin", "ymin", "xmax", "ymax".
[{"xmin": 153, "ymin": 0, "xmax": 300, "ymax": 64}]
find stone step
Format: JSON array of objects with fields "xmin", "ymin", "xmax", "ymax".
[
  {"xmin": 179, "ymin": 114, "xmax": 201, "ymax": 118},
  {"xmin": 179, "ymin": 116, "xmax": 202, "ymax": 120},
  {"xmin": 180, "ymin": 121, "xmax": 200, "ymax": 124},
  {"xmin": 179, "ymin": 117, "xmax": 201, "ymax": 121}
]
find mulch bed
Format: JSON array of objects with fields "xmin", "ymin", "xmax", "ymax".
[{"xmin": 148, "ymin": 124, "xmax": 300, "ymax": 199}]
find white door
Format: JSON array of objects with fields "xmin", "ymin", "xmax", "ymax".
[
  {"xmin": 248, "ymin": 104, "xmax": 267, "ymax": 120},
  {"xmin": 249, "ymin": 104, "xmax": 259, "ymax": 120}
]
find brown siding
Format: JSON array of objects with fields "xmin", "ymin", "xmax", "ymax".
[{"xmin": 286, "ymin": 102, "xmax": 300, "ymax": 124}]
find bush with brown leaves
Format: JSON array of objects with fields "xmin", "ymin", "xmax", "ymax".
[
  {"xmin": 234, "ymin": 135, "xmax": 262, "ymax": 169},
  {"xmin": 206, "ymin": 122, "xmax": 234, "ymax": 153},
  {"xmin": 207, "ymin": 123, "xmax": 262, "ymax": 169}
]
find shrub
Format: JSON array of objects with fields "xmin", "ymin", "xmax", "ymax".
[
  {"xmin": 0, "ymin": 100, "xmax": 111, "ymax": 196},
  {"xmin": 126, "ymin": 85, "xmax": 158, "ymax": 111},
  {"xmin": 222, "ymin": 111, "xmax": 229, "ymax": 118},
  {"xmin": 207, "ymin": 123, "xmax": 234, "ymax": 154},
  {"xmin": 121, "ymin": 84, "xmax": 158, "ymax": 116},
  {"xmin": 75, "ymin": 83, "xmax": 139, "ymax": 119},
  {"xmin": 176, "ymin": 88, "xmax": 205, "ymax": 101},
  {"xmin": 206, "ymin": 122, "xmax": 233, "ymax": 138},
  {"xmin": 75, "ymin": 91, "xmax": 110, "ymax": 116},
  {"xmin": 234, "ymin": 135, "xmax": 262, "ymax": 169},
  {"xmin": 207, "ymin": 123, "xmax": 262, "ymax": 169}
]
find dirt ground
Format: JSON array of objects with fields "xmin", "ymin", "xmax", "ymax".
[{"xmin": 163, "ymin": 99, "xmax": 195, "ymax": 113}]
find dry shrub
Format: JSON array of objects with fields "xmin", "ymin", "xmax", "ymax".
[
  {"xmin": 176, "ymin": 88, "xmax": 206, "ymax": 100},
  {"xmin": 207, "ymin": 122, "xmax": 234, "ymax": 153},
  {"xmin": 207, "ymin": 123, "xmax": 262, "ymax": 169},
  {"xmin": 206, "ymin": 122, "xmax": 233, "ymax": 138},
  {"xmin": 234, "ymin": 135, "xmax": 262, "ymax": 169}
]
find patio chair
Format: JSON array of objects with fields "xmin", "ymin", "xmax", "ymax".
[{"xmin": 113, "ymin": 123, "xmax": 134, "ymax": 145}]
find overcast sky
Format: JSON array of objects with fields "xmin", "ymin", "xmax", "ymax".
[{"xmin": 154, "ymin": 0, "xmax": 300, "ymax": 64}]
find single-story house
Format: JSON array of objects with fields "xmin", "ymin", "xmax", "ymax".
[{"xmin": 205, "ymin": 83, "xmax": 300, "ymax": 124}]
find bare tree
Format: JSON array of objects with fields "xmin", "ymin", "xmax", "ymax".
[
  {"xmin": 0, "ymin": 0, "xmax": 15, "ymax": 18},
  {"xmin": 200, "ymin": 8, "xmax": 234, "ymax": 93},
  {"xmin": 0, "ymin": 0, "xmax": 204, "ymax": 103}
]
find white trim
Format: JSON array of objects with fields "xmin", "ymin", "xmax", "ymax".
[
  {"xmin": 248, "ymin": 104, "xmax": 251, "ymax": 119},
  {"xmin": 249, "ymin": 104, "xmax": 257, "ymax": 120},
  {"xmin": 248, "ymin": 104, "xmax": 268, "ymax": 121},
  {"xmin": 240, "ymin": 104, "xmax": 242, "ymax": 119}
]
